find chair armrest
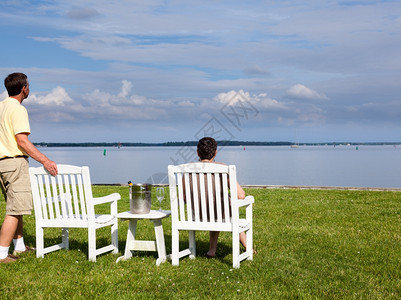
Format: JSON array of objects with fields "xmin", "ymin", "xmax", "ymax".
[
  {"xmin": 237, "ymin": 195, "xmax": 254, "ymax": 207},
  {"xmin": 92, "ymin": 193, "xmax": 121, "ymax": 205}
]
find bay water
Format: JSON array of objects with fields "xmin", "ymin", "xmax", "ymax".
[{"xmin": 30, "ymin": 145, "xmax": 401, "ymax": 188}]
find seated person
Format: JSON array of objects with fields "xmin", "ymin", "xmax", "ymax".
[{"xmin": 192, "ymin": 137, "xmax": 248, "ymax": 258}]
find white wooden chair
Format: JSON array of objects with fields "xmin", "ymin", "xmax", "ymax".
[
  {"xmin": 168, "ymin": 162, "xmax": 254, "ymax": 268},
  {"xmin": 29, "ymin": 164, "xmax": 120, "ymax": 261}
]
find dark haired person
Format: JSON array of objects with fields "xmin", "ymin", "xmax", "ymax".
[
  {"xmin": 196, "ymin": 137, "xmax": 248, "ymax": 258},
  {"xmin": 0, "ymin": 73, "xmax": 58, "ymax": 263}
]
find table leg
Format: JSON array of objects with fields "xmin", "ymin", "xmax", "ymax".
[
  {"xmin": 153, "ymin": 219, "xmax": 167, "ymax": 266},
  {"xmin": 124, "ymin": 219, "xmax": 138, "ymax": 260},
  {"xmin": 117, "ymin": 219, "xmax": 137, "ymax": 263},
  {"xmin": 116, "ymin": 214, "xmax": 170, "ymax": 265}
]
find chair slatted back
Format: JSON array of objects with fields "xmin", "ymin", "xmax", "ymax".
[
  {"xmin": 169, "ymin": 163, "xmax": 238, "ymax": 227},
  {"xmin": 30, "ymin": 165, "xmax": 93, "ymax": 223}
]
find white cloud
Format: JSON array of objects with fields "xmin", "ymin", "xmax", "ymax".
[
  {"xmin": 0, "ymin": 90, "xmax": 7, "ymax": 99},
  {"xmin": 255, "ymin": 94, "xmax": 288, "ymax": 110},
  {"xmin": 83, "ymin": 81, "xmax": 175, "ymax": 120},
  {"xmin": 85, "ymin": 89, "xmax": 112, "ymax": 107},
  {"xmin": 178, "ymin": 100, "xmax": 195, "ymax": 107},
  {"xmin": 214, "ymin": 90, "xmax": 251, "ymax": 105},
  {"xmin": 129, "ymin": 95, "xmax": 147, "ymax": 106},
  {"xmin": 214, "ymin": 90, "xmax": 287, "ymax": 110},
  {"xmin": 28, "ymin": 86, "xmax": 74, "ymax": 106},
  {"xmin": 24, "ymin": 82, "xmax": 289, "ymax": 125},
  {"xmin": 45, "ymin": 111, "xmax": 76, "ymax": 122},
  {"xmin": 118, "ymin": 80, "xmax": 133, "ymax": 98},
  {"xmin": 286, "ymin": 84, "xmax": 328, "ymax": 100}
]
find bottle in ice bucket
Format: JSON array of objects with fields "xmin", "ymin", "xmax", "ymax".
[
  {"xmin": 128, "ymin": 181, "xmax": 152, "ymax": 214},
  {"xmin": 128, "ymin": 181, "xmax": 133, "ymax": 203}
]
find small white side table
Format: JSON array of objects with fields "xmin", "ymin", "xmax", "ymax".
[{"xmin": 116, "ymin": 210, "xmax": 171, "ymax": 265}]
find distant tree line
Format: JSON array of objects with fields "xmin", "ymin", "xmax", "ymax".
[
  {"xmin": 33, "ymin": 141, "xmax": 292, "ymax": 147},
  {"xmin": 33, "ymin": 141, "xmax": 400, "ymax": 147}
]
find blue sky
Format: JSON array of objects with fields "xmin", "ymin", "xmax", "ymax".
[{"xmin": 1, "ymin": 0, "xmax": 400, "ymax": 143}]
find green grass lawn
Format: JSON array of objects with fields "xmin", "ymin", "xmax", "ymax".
[{"xmin": 1, "ymin": 186, "xmax": 400, "ymax": 299}]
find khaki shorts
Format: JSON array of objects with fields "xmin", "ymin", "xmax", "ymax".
[{"xmin": 0, "ymin": 157, "xmax": 32, "ymax": 215}]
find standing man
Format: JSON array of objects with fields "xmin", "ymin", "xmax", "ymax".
[{"xmin": 0, "ymin": 73, "xmax": 58, "ymax": 263}]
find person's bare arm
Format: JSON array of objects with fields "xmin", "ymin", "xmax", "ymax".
[
  {"xmin": 237, "ymin": 182, "xmax": 246, "ymax": 199},
  {"xmin": 16, "ymin": 133, "xmax": 58, "ymax": 176}
]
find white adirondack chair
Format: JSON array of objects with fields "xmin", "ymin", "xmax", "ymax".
[
  {"xmin": 168, "ymin": 162, "xmax": 254, "ymax": 268},
  {"xmin": 29, "ymin": 165, "xmax": 120, "ymax": 261}
]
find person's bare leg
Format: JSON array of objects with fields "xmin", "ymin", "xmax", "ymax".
[
  {"xmin": 239, "ymin": 232, "xmax": 246, "ymax": 249},
  {"xmin": 239, "ymin": 232, "xmax": 256, "ymax": 254},
  {"xmin": 0, "ymin": 215, "xmax": 19, "ymax": 247},
  {"xmin": 13, "ymin": 215, "xmax": 23, "ymax": 239},
  {"xmin": 206, "ymin": 231, "xmax": 220, "ymax": 257}
]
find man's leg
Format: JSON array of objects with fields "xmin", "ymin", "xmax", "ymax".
[
  {"xmin": 0, "ymin": 215, "xmax": 20, "ymax": 259},
  {"xmin": 0, "ymin": 215, "xmax": 20, "ymax": 247},
  {"xmin": 13, "ymin": 215, "xmax": 30, "ymax": 253},
  {"xmin": 13, "ymin": 215, "xmax": 23, "ymax": 239}
]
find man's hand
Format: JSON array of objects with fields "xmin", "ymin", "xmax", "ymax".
[
  {"xmin": 16, "ymin": 133, "xmax": 58, "ymax": 176},
  {"xmin": 43, "ymin": 159, "xmax": 58, "ymax": 176}
]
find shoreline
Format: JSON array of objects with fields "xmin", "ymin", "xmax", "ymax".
[
  {"xmin": 93, "ymin": 183, "xmax": 401, "ymax": 191},
  {"xmin": 243, "ymin": 184, "xmax": 401, "ymax": 191}
]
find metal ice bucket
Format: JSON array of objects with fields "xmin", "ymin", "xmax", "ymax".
[{"xmin": 129, "ymin": 183, "xmax": 152, "ymax": 214}]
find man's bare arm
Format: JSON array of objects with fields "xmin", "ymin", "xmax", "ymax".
[{"xmin": 16, "ymin": 133, "xmax": 58, "ymax": 176}]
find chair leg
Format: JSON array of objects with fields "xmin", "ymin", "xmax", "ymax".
[
  {"xmin": 36, "ymin": 226, "xmax": 44, "ymax": 258},
  {"xmin": 111, "ymin": 220, "xmax": 118, "ymax": 254},
  {"xmin": 172, "ymin": 228, "xmax": 179, "ymax": 266},
  {"xmin": 246, "ymin": 205, "xmax": 253, "ymax": 260},
  {"xmin": 246, "ymin": 228, "xmax": 253, "ymax": 261},
  {"xmin": 62, "ymin": 228, "xmax": 69, "ymax": 250},
  {"xmin": 232, "ymin": 229, "xmax": 240, "ymax": 269},
  {"xmin": 88, "ymin": 226, "xmax": 96, "ymax": 262},
  {"xmin": 188, "ymin": 230, "xmax": 196, "ymax": 259}
]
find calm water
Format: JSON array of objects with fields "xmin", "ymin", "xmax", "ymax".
[{"xmin": 30, "ymin": 145, "xmax": 401, "ymax": 188}]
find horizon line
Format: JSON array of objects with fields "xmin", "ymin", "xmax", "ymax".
[{"xmin": 32, "ymin": 141, "xmax": 401, "ymax": 147}]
